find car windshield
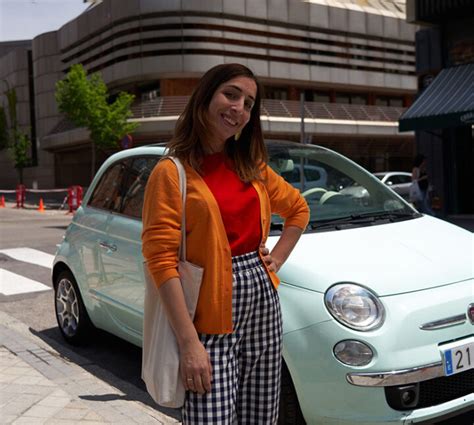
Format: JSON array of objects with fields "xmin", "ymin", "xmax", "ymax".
[{"xmin": 266, "ymin": 141, "xmax": 417, "ymax": 232}]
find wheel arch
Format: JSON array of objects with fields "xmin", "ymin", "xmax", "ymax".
[{"xmin": 52, "ymin": 261, "xmax": 72, "ymax": 289}]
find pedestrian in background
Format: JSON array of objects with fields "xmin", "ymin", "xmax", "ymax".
[
  {"xmin": 142, "ymin": 63, "xmax": 309, "ymax": 424},
  {"xmin": 411, "ymin": 154, "xmax": 434, "ymax": 215}
]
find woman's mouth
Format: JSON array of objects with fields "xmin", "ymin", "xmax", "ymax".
[{"xmin": 221, "ymin": 113, "xmax": 238, "ymax": 127}]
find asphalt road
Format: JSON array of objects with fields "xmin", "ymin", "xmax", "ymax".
[
  {"xmin": 0, "ymin": 203, "xmax": 472, "ymax": 425},
  {"xmin": 0, "ymin": 204, "xmax": 181, "ymax": 420}
]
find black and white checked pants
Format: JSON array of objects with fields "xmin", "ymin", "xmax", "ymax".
[{"xmin": 182, "ymin": 251, "xmax": 283, "ymax": 424}]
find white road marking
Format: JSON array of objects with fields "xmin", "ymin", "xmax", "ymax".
[
  {"xmin": 0, "ymin": 248, "xmax": 54, "ymax": 269},
  {"xmin": 0, "ymin": 269, "xmax": 51, "ymax": 296}
]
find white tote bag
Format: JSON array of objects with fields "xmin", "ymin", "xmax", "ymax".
[{"xmin": 142, "ymin": 157, "xmax": 204, "ymax": 408}]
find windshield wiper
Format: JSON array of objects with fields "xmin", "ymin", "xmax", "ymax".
[{"xmin": 310, "ymin": 211, "xmax": 417, "ymax": 230}]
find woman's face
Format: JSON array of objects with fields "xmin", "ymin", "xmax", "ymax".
[{"xmin": 206, "ymin": 76, "xmax": 257, "ymax": 148}]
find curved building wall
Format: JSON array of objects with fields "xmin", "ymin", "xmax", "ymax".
[
  {"xmin": 57, "ymin": 0, "xmax": 416, "ymax": 92},
  {"xmin": 36, "ymin": 0, "xmax": 417, "ymax": 186},
  {"xmin": 29, "ymin": 31, "xmax": 64, "ymax": 187},
  {"xmin": 0, "ymin": 48, "xmax": 32, "ymax": 188}
]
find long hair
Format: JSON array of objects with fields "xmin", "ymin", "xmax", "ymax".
[{"xmin": 167, "ymin": 63, "xmax": 267, "ymax": 182}]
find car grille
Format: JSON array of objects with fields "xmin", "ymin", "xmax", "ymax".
[
  {"xmin": 385, "ymin": 369, "xmax": 473, "ymax": 411},
  {"xmin": 418, "ymin": 369, "xmax": 473, "ymax": 408}
]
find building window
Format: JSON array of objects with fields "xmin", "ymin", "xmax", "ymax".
[
  {"xmin": 137, "ymin": 82, "xmax": 160, "ymax": 101},
  {"xmin": 375, "ymin": 96, "xmax": 404, "ymax": 107},
  {"xmin": 351, "ymin": 95, "xmax": 368, "ymax": 105},
  {"xmin": 305, "ymin": 90, "xmax": 330, "ymax": 102},
  {"xmin": 335, "ymin": 93, "xmax": 367, "ymax": 105},
  {"xmin": 264, "ymin": 86, "xmax": 288, "ymax": 100}
]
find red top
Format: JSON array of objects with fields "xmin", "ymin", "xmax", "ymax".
[{"xmin": 201, "ymin": 152, "xmax": 261, "ymax": 256}]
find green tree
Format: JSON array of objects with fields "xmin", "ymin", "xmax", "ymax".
[
  {"xmin": 0, "ymin": 82, "xmax": 31, "ymax": 184},
  {"xmin": 55, "ymin": 64, "xmax": 138, "ymax": 180}
]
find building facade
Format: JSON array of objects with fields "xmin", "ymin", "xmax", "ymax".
[
  {"xmin": 401, "ymin": 0, "xmax": 474, "ymax": 215},
  {"xmin": 0, "ymin": 0, "xmax": 417, "ymax": 188}
]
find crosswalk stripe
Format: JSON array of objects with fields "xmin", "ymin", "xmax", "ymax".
[
  {"xmin": 0, "ymin": 248, "xmax": 54, "ymax": 269},
  {"xmin": 0, "ymin": 269, "xmax": 51, "ymax": 296}
]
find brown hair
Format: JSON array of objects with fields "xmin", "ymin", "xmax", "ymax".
[{"xmin": 167, "ymin": 63, "xmax": 267, "ymax": 182}]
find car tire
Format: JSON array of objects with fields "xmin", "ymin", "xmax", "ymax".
[
  {"xmin": 279, "ymin": 361, "xmax": 306, "ymax": 425},
  {"xmin": 54, "ymin": 270, "xmax": 94, "ymax": 345}
]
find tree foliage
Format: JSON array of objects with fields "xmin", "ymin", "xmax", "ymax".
[{"xmin": 56, "ymin": 64, "xmax": 138, "ymax": 151}]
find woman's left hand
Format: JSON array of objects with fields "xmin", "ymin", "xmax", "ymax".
[{"xmin": 260, "ymin": 243, "xmax": 281, "ymax": 272}]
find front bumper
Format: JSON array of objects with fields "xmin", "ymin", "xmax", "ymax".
[
  {"xmin": 347, "ymin": 361, "xmax": 444, "ymax": 387},
  {"xmin": 281, "ymin": 279, "xmax": 473, "ymax": 424}
]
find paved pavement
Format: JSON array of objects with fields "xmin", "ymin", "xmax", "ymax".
[{"xmin": 0, "ymin": 310, "xmax": 178, "ymax": 425}]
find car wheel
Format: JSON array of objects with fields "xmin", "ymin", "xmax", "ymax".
[
  {"xmin": 54, "ymin": 270, "xmax": 94, "ymax": 345},
  {"xmin": 279, "ymin": 362, "xmax": 306, "ymax": 425}
]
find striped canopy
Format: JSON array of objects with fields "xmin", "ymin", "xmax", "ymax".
[{"xmin": 399, "ymin": 63, "xmax": 474, "ymax": 132}]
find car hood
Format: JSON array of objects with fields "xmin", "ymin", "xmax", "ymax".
[{"xmin": 271, "ymin": 215, "xmax": 473, "ymax": 296}]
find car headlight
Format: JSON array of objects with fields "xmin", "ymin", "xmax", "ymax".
[{"xmin": 325, "ymin": 283, "xmax": 385, "ymax": 331}]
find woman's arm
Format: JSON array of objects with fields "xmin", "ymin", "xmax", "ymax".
[
  {"xmin": 260, "ymin": 225, "xmax": 303, "ymax": 272},
  {"xmin": 158, "ymin": 277, "xmax": 212, "ymax": 395}
]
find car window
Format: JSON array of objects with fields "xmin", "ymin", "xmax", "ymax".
[
  {"xmin": 304, "ymin": 167, "xmax": 321, "ymax": 181},
  {"xmin": 398, "ymin": 175, "xmax": 412, "ymax": 184},
  {"xmin": 281, "ymin": 167, "xmax": 300, "ymax": 183},
  {"xmin": 267, "ymin": 142, "xmax": 414, "ymax": 230},
  {"xmin": 120, "ymin": 156, "xmax": 160, "ymax": 219},
  {"xmin": 88, "ymin": 160, "xmax": 130, "ymax": 212},
  {"xmin": 386, "ymin": 176, "xmax": 399, "ymax": 185}
]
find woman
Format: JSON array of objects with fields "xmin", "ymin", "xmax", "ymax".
[
  {"xmin": 411, "ymin": 154, "xmax": 433, "ymax": 215},
  {"xmin": 142, "ymin": 63, "xmax": 309, "ymax": 424}
]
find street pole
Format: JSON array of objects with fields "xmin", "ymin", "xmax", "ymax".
[
  {"xmin": 299, "ymin": 91, "xmax": 306, "ymax": 191},
  {"xmin": 300, "ymin": 91, "xmax": 305, "ymax": 144}
]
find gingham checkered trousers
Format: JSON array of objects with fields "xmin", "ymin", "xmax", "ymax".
[{"xmin": 183, "ymin": 250, "xmax": 283, "ymax": 424}]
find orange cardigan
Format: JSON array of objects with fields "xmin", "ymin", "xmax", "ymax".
[{"xmin": 142, "ymin": 158, "xmax": 309, "ymax": 334}]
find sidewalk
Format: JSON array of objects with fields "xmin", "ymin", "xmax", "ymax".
[{"xmin": 0, "ymin": 311, "xmax": 179, "ymax": 424}]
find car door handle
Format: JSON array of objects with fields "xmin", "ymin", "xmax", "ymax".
[{"xmin": 99, "ymin": 241, "xmax": 117, "ymax": 252}]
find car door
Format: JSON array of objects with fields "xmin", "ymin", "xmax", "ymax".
[
  {"xmin": 76, "ymin": 161, "xmax": 127, "ymax": 301},
  {"xmin": 98, "ymin": 155, "xmax": 160, "ymax": 342}
]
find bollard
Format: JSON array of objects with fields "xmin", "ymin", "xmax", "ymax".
[
  {"xmin": 16, "ymin": 184, "xmax": 26, "ymax": 208},
  {"xmin": 68, "ymin": 185, "xmax": 83, "ymax": 213}
]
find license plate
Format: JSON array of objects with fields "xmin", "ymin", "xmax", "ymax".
[{"xmin": 441, "ymin": 337, "xmax": 474, "ymax": 376}]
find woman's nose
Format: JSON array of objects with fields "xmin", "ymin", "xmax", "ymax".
[{"xmin": 231, "ymin": 97, "xmax": 244, "ymax": 113}]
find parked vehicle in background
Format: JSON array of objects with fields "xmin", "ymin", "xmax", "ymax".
[
  {"xmin": 53, "ymin": 140, "xmax": 473, "ymax": 425},
  {"xmin": 374, "ymin": 171, "xmax": 412, "ymax": 200}
]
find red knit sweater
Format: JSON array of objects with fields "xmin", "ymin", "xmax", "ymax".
[{"xmin": 202, "ymin": 152, "xmax": 261, "ymax": 256}]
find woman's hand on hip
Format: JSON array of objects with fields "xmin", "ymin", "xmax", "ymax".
[
  {"xmin": 260, "ymin": 243, "xmax": 281, "ymax": 272},
  {"xmin": 179, "ymin": 338, "xmax": 212, "ymax": 394}
]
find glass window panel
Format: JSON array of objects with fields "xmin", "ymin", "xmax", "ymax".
[
  {"xmin": 88, "ymin": 161, "xmax": 129, "ymax": 212},
  {"xmin": 120, "ymin": 156, "xmax": 161, "ymax": 219}
]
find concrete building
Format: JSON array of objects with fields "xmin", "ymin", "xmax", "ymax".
[
  {"xmin": 0, "ymin": 0, "xmax": 417, "ymax": 188},
  {"xmin": 400, "ymin": 0, "xmax": 474, "ymax": 216}
]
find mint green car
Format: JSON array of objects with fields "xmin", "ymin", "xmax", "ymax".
[{"xmin": 53, "ymin": 141, "xmax": 473, "ymax": 424}]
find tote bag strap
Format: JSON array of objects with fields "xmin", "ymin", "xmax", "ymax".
[{"xmin": 169, "ymin": 157, "xmax": 187, "ymax": 263}]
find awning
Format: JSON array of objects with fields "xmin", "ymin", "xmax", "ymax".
[{"xmin": 399, "ymin": 63, "xmax": 474, "ymax": 132}]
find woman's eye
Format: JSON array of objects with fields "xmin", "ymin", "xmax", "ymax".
[
  {"xmin": 244, "ymin": 101, "xmax": 253, "ymax": 111},
  {"xmin": 224, "ymin": 91, "xmax": 237, "ymax": 99}
]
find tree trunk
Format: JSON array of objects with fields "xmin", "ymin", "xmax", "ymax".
[{"xmin": 18, "ymin": 167, "xmax": 23, "ymax": 185}]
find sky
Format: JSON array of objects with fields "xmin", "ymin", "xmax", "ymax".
[{"xmin": 0, "ymin": 0, "xmax": 89, "ymax": 42}]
